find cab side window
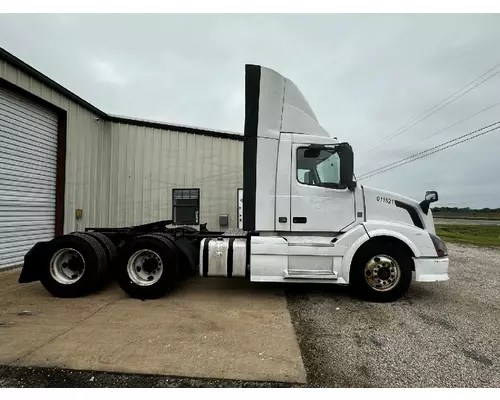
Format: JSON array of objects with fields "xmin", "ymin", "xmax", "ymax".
[{"xmin": 297, "ymin": 147, "xmax": 341, "ymax": 187}]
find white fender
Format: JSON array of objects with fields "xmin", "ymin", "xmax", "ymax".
[
  {"xmin": 365, "ymin": 228, "xmax": 422, "ymax": 258},
  {"xmin": 339, "ymin": 221, "xmax": 436, "ymax": 283},
  {"xmin": 363, "ymin": 221, "xmax": 436, "ymax": 257}
]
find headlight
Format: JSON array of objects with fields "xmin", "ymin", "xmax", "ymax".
[{"xmin": 429, "ymin": 233, "xmax": 448, "ymax": 257}]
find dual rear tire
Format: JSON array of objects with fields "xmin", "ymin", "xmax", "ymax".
[
  {"xmin": 116, "ymin": 233, "xmax": 179, "ymax": 299},
  {"xmin": 40, "ymin": 232, "xmax": 116, "ymax": 298},
  {"xmin": 40, "ymin": 232, "xmax": 180, "ymax": 300}
]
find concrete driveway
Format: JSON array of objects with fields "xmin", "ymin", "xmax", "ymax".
[{"xmin": 0, "ymin": 269, "xmax": 306, "ymax": 384}]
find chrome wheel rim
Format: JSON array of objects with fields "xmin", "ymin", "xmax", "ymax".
[
  {"xmin": 50, "ymin": 248, "xmax": 86, "ymax": 285},
  {"xmin": 364, "ymin": 254, "xmax": 401, "ymax": 292},
  {"xmin": 127, "ymin": 249, "xmax": 163, "ymax": 286}
]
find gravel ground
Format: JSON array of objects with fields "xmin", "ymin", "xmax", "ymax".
[
  {"xmin": 286, "ymin": 243, "xmax": 500, "ymax": 387},
  {"xmin": 0, "ymin": 366, "xmax": 296, "ymax": 388}
]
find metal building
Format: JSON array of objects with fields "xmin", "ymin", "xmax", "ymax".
[{"xmin": 0, "ymin": 48, "xmax": 243, "ymax": 270}]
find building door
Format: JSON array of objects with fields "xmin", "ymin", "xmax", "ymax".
[{"xmin": 0, "ymin": 86, "xmax": 58, "ymax": 269}]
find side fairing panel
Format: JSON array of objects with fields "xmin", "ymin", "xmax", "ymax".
[
  {"xmin": 275, "ymin": 133, "xmax": 292, "ymax": 231},
  {"xmin": 255, "ymin": 137, "xmax": 279, "ymax": 230},
  {"xmin": 255, "ymin": 67, "xmax": 286, "ymax": 140},
  {"xmin": 281, "ymin": 80, "xmax": 330, "ymax": 136},
  {"xmin": 243, "ymin": 65, "xmax": 283, "ymax": 231},
  {"xmin": 250, "ymin": 236, "xmax": 289, "ymax": 281},
  {"xmin": 246, "ymin": 64, "xmax": 331, "ymax": 141}
]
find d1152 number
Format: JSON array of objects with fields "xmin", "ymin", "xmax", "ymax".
[{"xmin": 377, "ymin": 196, "xmax": 395, "ymax": 205}]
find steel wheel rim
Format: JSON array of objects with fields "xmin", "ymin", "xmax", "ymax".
[
  {"xmin": 364, "ymin": 254, "xmax": 401, "ymax": 292},
  {"xmin": 49, "ymin": 248, "xmax": 86, "ymax": 285},
  {"xmin": 127, "ymin": 249, "xmax": 163, "ymax": 286}
]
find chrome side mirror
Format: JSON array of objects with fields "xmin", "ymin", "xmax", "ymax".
[
  {"xmin": 425, "ymin": 191, "xmax": 438, "ymax": 203},
  {"xmin": 420, "ymin": 191, "xmax": 439, "ymax": 215}
]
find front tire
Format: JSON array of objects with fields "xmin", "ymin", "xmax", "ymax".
[{"xmin": 350, "ymin": 240, "xmax": 413, "ymax": 302}]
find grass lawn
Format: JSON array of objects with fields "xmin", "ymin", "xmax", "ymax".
[{"xmin": 436, "ymin": 224, "xmax": 500, "ymax": 248}]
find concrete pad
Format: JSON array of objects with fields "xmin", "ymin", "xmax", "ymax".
[{"xmin": 0, "ymin": 269, "xmax": 306, "ymax": 383}]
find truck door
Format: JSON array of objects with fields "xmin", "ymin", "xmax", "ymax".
[{"xmin": 290, "ymin": 142, "xmax": 356, "ymax": 232}]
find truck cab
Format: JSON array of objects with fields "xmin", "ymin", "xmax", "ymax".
[{"xmin": 231, "ymin": 64, "xmax": 448, "ymax": 301}]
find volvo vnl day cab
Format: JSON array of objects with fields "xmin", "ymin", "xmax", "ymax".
[{"xmin": 18, "ymin": 65, "xmax": 449, "ymax": 302}]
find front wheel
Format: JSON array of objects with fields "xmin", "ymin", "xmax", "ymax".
[{"xmin": 349, "ymin": 241, "xmax": 413, "ymax": 302}]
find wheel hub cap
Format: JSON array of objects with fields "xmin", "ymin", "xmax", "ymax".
[
  {"xmin": 50, "ymin": 248, "xmax": 86, "ymax": 285},
  {"xmin": 127, "ymin": 249, "xmax": 163, "ymax": 286},
  {"xmin": 364, "ymin": 255, "xmax": 401, "ymax": 292}
]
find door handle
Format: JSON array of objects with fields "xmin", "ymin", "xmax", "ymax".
[{"xmin": 293, "ymin": 217, "xmax": 307, "ymax": 224}]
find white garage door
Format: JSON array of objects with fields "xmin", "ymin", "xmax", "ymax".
[{"xmin": 0, "ymin": 86, "xmax": 58, "ymax": 269}]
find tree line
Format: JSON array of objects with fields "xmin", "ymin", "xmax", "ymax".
[{"xmin": 432, "ymin": 206, "xmax": 500, "ymax": 213}]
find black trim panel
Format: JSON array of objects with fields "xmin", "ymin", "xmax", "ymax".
[
  {"xmin": 55, "ymin": 112, "xmax": 67, "ymax": 236},
  {"xmin": 202, "ymin": 238, "xmax": 212, "ymax": 277},
  {"xmin": 361, "ymin": 185, "xmax": 367, "ymax": 222},
  {"xmin": 395, "ymin": 200, "xmax": 424, "ymax": 229},
  {"xmin": 227, "ymin": 238, "xmax": 236, "ymax": 278},
  {"xmin": 242, "ymin": 65, "xmax": 261, "ymax": 231},
  {"xmin": 0, "ymin": 47, "xmax": 243, "ymax": 141}
]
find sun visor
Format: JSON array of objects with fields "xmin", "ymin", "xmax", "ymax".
[{"xmin": 244, "ymin": 64, "xmax": 331, "ymax": 139}]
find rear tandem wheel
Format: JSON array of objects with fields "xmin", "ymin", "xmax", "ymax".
[{"xmin": 116, "ymin": 234, "xmax": 180, "ymax": 299}]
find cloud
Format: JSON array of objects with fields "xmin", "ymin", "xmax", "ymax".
[
  {"xmin": 88, "ymin": 59, "xmax": 128, "ymax": 87},
  {"xmin": 0, "ymin": 14, "xmax": 499, "ymax": 208}
]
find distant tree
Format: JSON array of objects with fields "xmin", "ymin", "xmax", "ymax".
[{"xmin": 431, "ymin": 205, "xmax": 499, "ymax": 213}]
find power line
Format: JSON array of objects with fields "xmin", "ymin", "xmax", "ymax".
[
  {"xmin": 361, "ymin": 69, "xmax": 500, "ymax": 157},
  {"xmin": 359, "ymin": 125, "xmax": 500, "ymax": 180},
  {"xmin": 357, "ymin": 122, "xmax": 500, "ymax": 180},
  {"xmin": 360, "ymin": 63, "xmax": 500, "ymax": 158},
  {"xmin": 357, "ymin": 99, "xmax": 500, "ymax": 173},
  {"xmin": 358, "ymin": 121, "xmax": 500, "ymax": 179}
]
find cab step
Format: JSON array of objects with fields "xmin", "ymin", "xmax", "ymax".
[{"xmin": 284, "ymin": 270, "xmax": 338, "ymax": 280}]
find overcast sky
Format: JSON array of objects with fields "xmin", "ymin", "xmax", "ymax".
[{"xmin": 1, "ymin": 14, "xmax": 500, "ymax": 208}]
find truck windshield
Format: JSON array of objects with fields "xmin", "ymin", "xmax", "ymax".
[{"xmin": 297, "ymin": 147, "xmax": 340, "ymax": 187}]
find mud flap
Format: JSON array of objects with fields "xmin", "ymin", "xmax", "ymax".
[
  {"xmin": 174, "ymin": 236, "xmax": 200, "ymax": 274},
  {"xmin": 18, "ymin": 241, "xmax": 52, "ymax": 283}
]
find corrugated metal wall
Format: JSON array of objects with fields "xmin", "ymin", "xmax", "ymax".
[
  {"xmin": 108, "ymin": 123, "xmax": 243, "ymax": 230},
  {"xmin": 1, "ymin": 58, "xmax": 243, "ymax": 233},
  {"xmin": 0, "ymin": 59, "xmax": 110, "ymax": 234}
]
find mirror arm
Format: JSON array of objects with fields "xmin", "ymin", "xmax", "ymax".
[{"xmin": 420, "ymin": 200, "xmax": 430, "ymax": 215}]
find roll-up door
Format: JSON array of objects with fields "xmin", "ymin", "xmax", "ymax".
[{"xmin": 0, "ymin": 86, "xmax": 58, "ymax": 269}]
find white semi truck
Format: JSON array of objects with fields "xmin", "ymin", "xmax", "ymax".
[{"xmin": 18, "ymin": 65, "xmax": 449, "ymax": 302}]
